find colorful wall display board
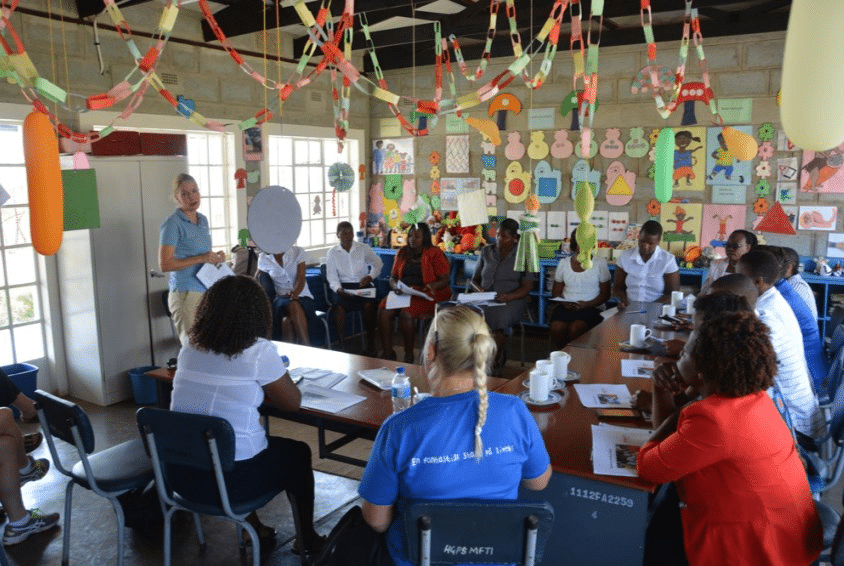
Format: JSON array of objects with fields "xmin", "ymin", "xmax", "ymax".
[
  {"xmin": 705, "ymin": 126, "xmax": 752, "ymax": 186},
  {"xmin": 799, "ymin": 143, "xmax": 844, "ymax": 193},
  {"xmin": 445, "ymin": 135, "xmax": 470, "ymax": 174},
  {"xmin": 660, "ymin": 203, "xmax": 702, "ymax": 253},
  {"xmin": 700, "ymin": 204, "xmax": 746, "ymax": 256},
  {"xmin": 372, "ymin": 138, "xmax": 415, "ymax": 175},
  {"xmin": 440, "ymin": 177, "xmax": 480, "ymax": 211},
  {"xmin": 798, "ymin": 206, "xmax": 838, "ymax": 231},
  {"xmin": 608, "ymin": 211, "xmax": 629, "ymax": 242},
  {"xmin": 782, "ymin": 205, "xmax": 799, "ymax": 229},
  {"xmin": 604, "ymin": 161, "xmax": 636, "ymax": 206},
  {"xmin": 776, "ymin": 183, "xmax": 797, "ymax": 204},
  {"xmin": 671, "ymin": 126, "xmax": 707, "ymax": 191},
  {"xmin": 827, "ymin": 234, "xmax": 844, "ymax": 258}
]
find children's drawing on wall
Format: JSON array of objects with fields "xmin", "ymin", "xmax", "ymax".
[
  {"xmin": 800, "ymin": 143, "xmax": 844, "ymax": 193},
  {"xmin": 534, "ymin": 160, "xmax": 561, "ymax": 204},
  {"xmin": 243, "ymin": 127, "xmax": 263, "ymax": 161},
  {"xmin": 705, "ymin": 126, "xmax": 752, "ymax": 186},
  {"xmin": 777, "ymin": 129, "xmax": 796, "ymax": 152},
  {"xmin": 660, "ymin": 203, "xmax": 702, "ymax": 253},
  {"xmin": 372, "ymin": 138, "xmax": 415, "ymax": 175},
  {"xmin": 827, "ymin": 234, "xmax": 844, "ymax": 259},
  {"xmin": 776, "ymin": 183, "xmax": 797, "ymax": 205},
  {"xmin": 672, "ymin": 127, "xmax": 706, "ymax": 190},
  {"xmin": 446, "ymin": 135, "xmax": 470, "ymax": 173},
  {"xmin": 440, "ymin": 178, "xmax": 480, "ymax": 211},
  {"xmin": 782, "ymin": 206, "xmax": 798, "ymax": 230},
  {"xmin": 798, "ymin": 206, "xmax": 838, "ymax": 231},
  {"xmin": 701, "ymin": 204, "xmax": 746, "ymax": 257},
  {"xmin": 777, "ymin": 157, "xmax": 798, "ymax": 182}
]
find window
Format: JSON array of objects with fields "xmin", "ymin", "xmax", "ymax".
[
  {"xmin": 267, "ymin": 135, "xmax": 360, "ymax": 250},
  {"xmin": 0, "ymin": 123, "xmax": 46, "ymax": 364},
  {"xmin": 185, "ymin": 131, "xmax": 237, "ymax": 254}
]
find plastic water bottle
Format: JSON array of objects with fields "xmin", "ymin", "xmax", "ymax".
[{"xmin": 391, "ymin": 367, "xmax": 411, "ymax": 413}]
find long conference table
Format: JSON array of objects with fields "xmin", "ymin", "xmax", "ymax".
[{"xmin": 147, "ymin": 302, "xmax": 687, "ymax": 565}]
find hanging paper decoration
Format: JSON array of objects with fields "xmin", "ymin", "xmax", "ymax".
[
  {"xmin": 654, "ymin": 127, "xmax": 674, "ymax": 203},
  {"xmin": 527, "ymin": 132, "xmax": 550, "ymax": 160},
  {"xmin": 504, "ymin": 132, "xmax": 526, "ymax": 161},
  {"xmin": 234, "ymin": 168, "xmax": 247, "ymax": 189},
  {"xmin": 625, "ymin": 127, "xmax": 650, "ymax": 158},
  {"xmin": 431, "ymin": 180, "xmax": 441, "ymax": 195},
  {"xmin": 533, "ymin": 161, "xmax": 561, "ymax": 204},
  {"xmin": 328, "ymin": 162, "xmax": 355, "ymax": 191},
  {"xmin": 599, "ymin": 128, "xmax": 624, "ymax": 158},
  {"xmin": 781, "ymin": 0, "xmax": 844, "ymax": 151},
  {"xmin": 247, "ymin": 170, "xmax": 260, "ymax": 184},
  {"xmin": 465, "ymin": 118, "xmax": 501, "ymax": 145},
  {"xmin": 756, "ymin": 202, "xmax": 797, "ymax": 235},
  {"xmin": 758, "ymin": 123, "xmax": 775, "ymax": 142},
  {"xmin": 482, "ymin": 169, "xmax": 497, "ymax": 183},
  {"xmin": 578, "ymin": 133, "xmax": 598, "ymax": 158},
  {"xmin": 504, "ymin": 162, "xmax": 531, "ymax": 204},
  {"xmin": 383, "ymin": 174, "xmax": 403, "ymax": 200},
  {"xmin": 574, "ymin": 182, "xmax": 597, "ymax": 270},
  {"xmin": 550, "ymin": 130, "xmax": 573, "ymax": 159},
  {"xmin": 647, "ymin": 198, "xmax": 661, "ymax": 218},
  {"xmin": 481, "ymin": 155, "xmax": 496, "ymax": 169},
  {"xmin": 514, "ymin": 194, "xmax": 541, "ymax": 273},
  {"xmin": 605, "ymin": 161, "xmax": 636, "ymax": 206},
  {"xmin": 631, "ymin": 65, "xmax": 673, "ymax": 95},
  {"xmin": 23, "ymin": 111, "xmax": 63, "ymax": 256},
  {"xmin": 570, "ymin": 159, "xmax": 600, "ymax": 199},
  {"xmin": 488, "ymin": 93, "xmax": 523, "ymax": 116}
]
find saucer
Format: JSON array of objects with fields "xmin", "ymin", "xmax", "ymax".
[
  {"xmin": 619, "ymin": 340, "xmax": 650, "ymax": 351},
  {"xmin": 518, "ymin": 390, "xmax": 563, "ymax": 407},
  {"xmin": 522, "ymin": 377, "xmax": 565, "ymax": 391},
  {"xmin": 562, "ymin": 370, "xmax": 580, "ymax": 382}
]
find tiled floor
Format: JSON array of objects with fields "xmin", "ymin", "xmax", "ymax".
[{"xmin": 6, "ymin": 331, "xmax": 844, "ymax": 565}]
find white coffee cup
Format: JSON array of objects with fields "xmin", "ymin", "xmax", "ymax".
[
  {"xmin": 629, "ymin": 324, "xmax": 652, "ymax": 348},
  {"xmin": 550, "ymin": 350, "xmax": 571, "ymax": 380},
  {"xmin": 535, "ymin": 359, "xmax": 553, "ymax": 378},
  {"xmin": 685, "ymin": 294, "xmax": 696, "ymax": 315},
  {"xmin": 671, "ymin": 291, "xmax": 685, "ymax": 308},
  {"xmin": 661, "ymin": 304, "xmax": 676, "ymax": 317},
  {"xmin": 529, "ymin": 368, "xmax": 551, "ymax": 403}
]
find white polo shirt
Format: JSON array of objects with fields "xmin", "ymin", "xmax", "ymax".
[
  {"xmin": 325, "ymin": 241, "xmax": 383, "ymax": 293},
  {"xmin": 258, "ymin": 247, "xmax": 314, "ymax": 300},
  {"xmin": 616, "ymin": 246, "xmax": 679, "ymax": 303}
]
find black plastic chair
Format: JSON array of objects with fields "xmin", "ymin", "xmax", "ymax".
[
  {"xmin": 33, "ymin": 390, "xmax": 155, "ymax": 566},
  {"xmin": 320, "ymin": 263, "xmax": 366, "ymax": 351},
  {"xmin": 136, "ymin": 407, "xmax": 306, "ymax": 566},
  {"xmin": 404, "ymin": 499, "xmax": 554, "ymax": 566}
]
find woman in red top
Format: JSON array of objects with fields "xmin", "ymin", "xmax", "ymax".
[
  {"xmin": 638, "ymin": 311, "xmax": 822, "ymax": 566},
  {"xmin": 378, "ymin": 223, "xmax": 451, "ymax": 363}
]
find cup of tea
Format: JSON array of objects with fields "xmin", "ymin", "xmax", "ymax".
[
  {"xmin": 535, "ymin": 359, "xmax": 553, "ymax": 378},
  {"xmin": 661, "ymin": 304, "xmax": 676, "ymax": 317},
  {"xmin": 529, "ymin": 368, "xmax": 551, "ymax": 403},
  {"xmin": 671, "ymin": 291, "xmax": 685, "ymax": 308},
  {"xmin": 685, "ymin": 294, "xmax": 696, "ymax": 315},
  {"xmin": 629, "ymin": 324, "xmax": 653, "ymax": 348},
  {"xmin": 550, "ymin": 350, "xmax": 571, "ymax": 379}
]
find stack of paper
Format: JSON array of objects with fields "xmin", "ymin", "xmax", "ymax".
[
  {"xmin": 288, "ymin": 367, "xmax": 346, "ymax": 389},
  {"xmin": 573, "ymin": 384, "xmax": 633, "ymax": 408},
  {"xmin": 456, "ymin": 292, "xmax": 503, "ymax": 307},
  {"xmin": 196, "ymin": 262, "xmax": 235, "ymax": 289},
  {"xmin": 591, "ymin": 424, "xmax": 652, "ymax": 477},
  {"xmin": 385, "ymin": 281, "xmax": 434, "ymax": 309},
  {"xmin": 345, "ymin": 287, "xmax": 376, "ymax": 298},
  {"xmin": 298, "ymin": 384, "xmax": 366, "ymax": 414}
]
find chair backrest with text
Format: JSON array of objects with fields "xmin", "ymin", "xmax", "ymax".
[{"xmin": 404, "ymin": 499, "xmax": 554, "ymax": 566}]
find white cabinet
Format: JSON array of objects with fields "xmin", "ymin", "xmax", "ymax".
[{"xmin": 57, "ymin": 156, "xmax": 185, "ymax": 405}]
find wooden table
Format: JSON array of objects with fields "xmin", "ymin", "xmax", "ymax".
[
  {"xmin": 566, "ymin": 301, "xmax": 689, "ymax": 351},
  {"xmin": 147, "ymin": 343, "xmax": 508, "ymax": 467}
]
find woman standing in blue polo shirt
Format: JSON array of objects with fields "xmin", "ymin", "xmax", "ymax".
[{"xmin": 159, "ymin": 173, "xmax": 225, "ymax": 344}]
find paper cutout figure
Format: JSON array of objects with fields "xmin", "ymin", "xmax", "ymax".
[
  {"xmin": 758, "ymin": 123, "xmax": 775, "ymax": 142},
  {"xmin": 757, "ymin": 202, "xmax": 797, "ymax": 235},
  {"xmin": 466, "ymin": 118, "xmax": 501, "ymax": 145},
  {"xmin": 72, "ymin": 151, "xmax": 90, "ymax": 170},
  {"xmin": 578, "ymin": 132, "xmax": 598, "ymax": 158},
  {"xmin": 799, "ymin": 206, "xmax": 838, "ymax": 230},
  {"xmin": 800, "ymin": 143, "xmax": 844, "ymax": 193},
  {"xmin": 625, "ymin": 127, "xmax": 650, "ymax": 158},
  {"xmin": 384, "ymin": 174, "xmax": 403, "ymax": 200},
  {"xmin": 504, "ymin": 132, "xmax": 526, "ymax": 161},
  {"xmin": 481, "ymin": 140, "xmax": 496, "ymax": 155},
  {"xmin": 570, "ymin": 160, "xmax": 600, "ymax": 200},
  {"xmin": 605, "ymin": 161, "xmax": 636, "ymax": 206},
  {"xmin": 776, "ymin": 183, "xmax": 797, "ymax": 204},
  {"xmin": 608, "ymin": 212, "xmax": 629, "ymax": 242},
  {"xmin": 485, "ymin": 185, "xmax": 497, "ymax": 215},
  {"xmin": 446, "ymin": 135, "xmax": 470, "ymax": 173},
  {"xmin": 672, "ymin": 128, "xmax": 706, "ymax": 189},
  {"xmin": 701, "ymin": 204, "xmax": 746, "ymax": 254},
  {"xmin": 600, "ymin": 128, "xmax": 624, "ymax": 158},
  {"xmin": 705, "ymin": 126, "xmax": 751, "ymax": 185},
  {"xmin": 550, "ymin": 129, "xmax": 573, "ymax": 159},
  {"xmin": 234, "ymin": 168, "xmax": 247, "ymax": 189},
  {"xmin": 429, "ymin": 151, "xmax": 441, "ymax": 165},
  {"xmin": 399, "ymin": 179, "xmax": 417, "ymax": 212},
  {"xmin": 488, "ymin": 93, "xmax": 522, "ymax": 116},
  {"xmin": 647, "ymin": 198, "xmax": 661, "ymax": 218},
  {"xmin": 481, "ymin": 155, "xmax": 496, "ymax": 169},
  {"xmin": 753, "ymin": 198, "xmax": 769, "ymax": 216},
  {"xmin": 533, "ymin": 161, "xmax": 561, "ymax": 204},
  {"xmin": 777, "ymin": 157, "xmax": 798, "ymax": 181},
  {"xmin": 313, "ymin": 195, "xmax": 322, "ymax": 215},
  {"xmin": 430, "ymin": 165, "xmax": 440, "ymax": 180},
  {"xmin": 757, "ymin": 141, "xmax": 775, "ymax": 161},
  {"xmin": 660, "ymin": 203, "xmax": 702, "ymax": 253},
  {"xmin": 504, "ymin": 162, "xmax": 531, "ymax": 204},
  {"xmin": 431, "ymin": 180, "xmax": 441, "ymax": 194},
  {"xmin": 755, "ymin": 161, "xmax": 772, "ymax": 179},
  {"xmin": 527, "ymin": 131, "xmax": 550, "ymax": 160},
  {"xmin": 481, "ymin": 169, "xmax": 496, "ymax": 182},
  {"xmin": 359, "ymin": 164, "xmax": 366, "ymax": 181},
  {"xmin": 483, "ymin": 181, "xmax": 497, "ymax": 194},
  {"xmin": 368, "ymin": 183, "xmax": 384, "ymax": 215}
]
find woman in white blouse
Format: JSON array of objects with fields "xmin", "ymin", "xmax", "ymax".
[
  {"xmin": 548, "ymin": 230, "xmax": 611, "ymax": 349},
  {"xmin": 258, "ymin": 246, "xmax": 315, "ymax": 346}
]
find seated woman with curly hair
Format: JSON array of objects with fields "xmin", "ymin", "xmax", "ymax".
[
  {"xmin": 169, "ymin": 275, "xmax": 324, "ymax": 556},
  {"xmin": 637, "ymin": 311, "xmax": 822, "ymax": 566}
]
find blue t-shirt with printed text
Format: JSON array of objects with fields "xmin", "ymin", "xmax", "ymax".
[
  {"xmin": 160, "ymin": 209, "xmax": 212, "ymax": 292},
  {"xmin": 358, "ymin": 391, "xmax": 550, "ymax": 566}
]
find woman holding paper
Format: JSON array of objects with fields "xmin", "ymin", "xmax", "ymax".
[
  {"xmin": 169, "ymin": 275, "xmax": 325, "ymax": 556},
  {"xmin": 637, "ymin": 312, "xmax": 822, "ymax": 566},
  {"xmin": 257, "ymin": 246, "xmax": 316, "ymax": 346},
  {"xmin": 699, "ymin": 229, "xmax": 757, "ymax": 294},
  {"xmin": 470, "ymin": 218, "xmax": 534, "ymax": 369},
  {"xmin": 378, "ymin": 223, "xmax": 451, "ymax": 362},
  {"xmin": 159, "ymin": 173, "xmax": 225, "ymax": 345},
  {"xmin": 548, "ymin": 229, "xmax": 611, "ymax": 350}
]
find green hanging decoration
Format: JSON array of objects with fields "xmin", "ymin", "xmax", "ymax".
[
  {"xmin": 574, "ymin": 181, "xmax": 597, "ymax": 270},
  {"xmin": 654, "ymin": 127, "xmax": 674, "ymax": 203},
  {"xmin": 383, "ymin": 174, "xmax": 403, "ymax": 200}
]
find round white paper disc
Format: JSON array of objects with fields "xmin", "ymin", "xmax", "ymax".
[{"xmin": 247, "ymin": 186, "xmax": 302, "ymax": 253}]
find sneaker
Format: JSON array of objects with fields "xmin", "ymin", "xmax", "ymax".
[
  {"xmin": 3, "ymin": 509, "xmax": 60, "ymax": 545},
  {"xmin": 19, "ymin": 457, "xmax": 49, "ymax": 487}
]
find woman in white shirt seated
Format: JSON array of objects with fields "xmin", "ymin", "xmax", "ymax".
[
  {"xmin": 549, "ymin": 229, "xmax": 611, "ymax": 349},
  {"xmin": 169, "ymin": 275, "xmax": 324, "ymax": 556},
  {"xmin": 258, "ymin": 246, "xmax": 315, "ymax": 346}
]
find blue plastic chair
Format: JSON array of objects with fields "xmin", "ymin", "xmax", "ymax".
[{"xmin": 404, "ymin": 499, "xmax": 554, "ymax": 566}]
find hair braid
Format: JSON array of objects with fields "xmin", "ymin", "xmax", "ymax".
[{"xmin": 472, "ymin": 332, "xmax": 490, "ymax": 461}]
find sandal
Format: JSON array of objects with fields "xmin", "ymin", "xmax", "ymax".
[{"xmin": 23, "ymin": 432, "xmax": 42, "ymax": 454}]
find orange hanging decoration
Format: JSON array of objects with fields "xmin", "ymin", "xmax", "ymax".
[{"xmin": 23, "ymin": 111, "xmax": 63, "ymax": 256}]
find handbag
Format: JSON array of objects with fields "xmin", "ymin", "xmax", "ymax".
[{"xmin": 310, "ymin": 505, "xmax": 392, "ymax": 566}]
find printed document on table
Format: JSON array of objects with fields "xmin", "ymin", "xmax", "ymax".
[
  {"xmin": 288, "ymin": 367, "xmax": 347, "ymax": 389},
  {"xmin": 344, "ymin": 287, "xmax": 376, "ymax": 298},
  {"xmin": 396, "ymin": 281, "xmax": 433, "ymax": 300},
  {"xmin": 298, "ymin": 384, "xmax": 365, "ymax": 413},
  {"xmin": 385, "ymin": 291, "xmax": 411, "ymax": 309},
  {"xmin": 620, "ymin": 360, "xmax": 655, "ymax": 379},
  {"xmin": 573, "ymin": 383, "xmax": 633, "ymax": 408},
  {"xmin": 196, "ymin": 262, "xmax": 235, "ymax": 289},
  {"xmin": 591, "ymin": 424, "xmax": 653, "ymax": 477}
]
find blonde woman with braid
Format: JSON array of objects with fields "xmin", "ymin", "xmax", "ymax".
[{"xmin": 355, "ymin": 305, "xmax": 551, "ymax": 566}]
